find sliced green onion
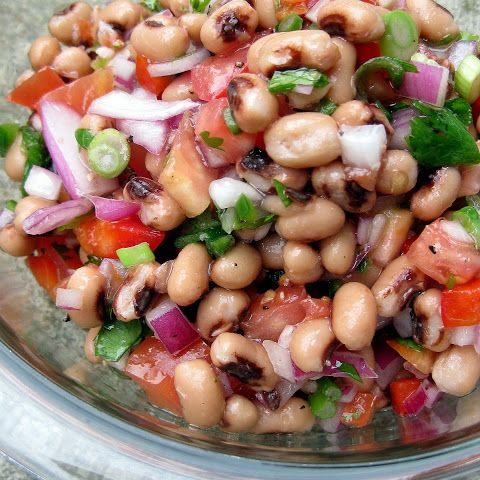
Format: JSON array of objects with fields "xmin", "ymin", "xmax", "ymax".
[
  {"xmin": 95, "ymin": 317, "xmax": 142, "ymax": 361},
  {"xmin": 0, "ymin": 123, "xmax": 20, "ymax": 156},
  {"xmin": 380, "ymin": 10, "xmax": 419, "ymax": 61},
  {"xmin": 308, "ymin": 378, "xmax": 341, "ymax": 419},
  {"xmin": 91, "ymin": 56, "xmax": 109, "ymax": 71},
  {"xmin": 455, "ymin": 54, "xmax": 480, "ymax": 103},
  {"xmin": 87, "ymin": 128, "xmax": 130, "ymax": 179},
  {"xmin": 268, "ymin": 68, "xmax": 329, "ymax": 94},
  {"xmin": 317, "ymin": 378, "xmax": 342, "ymax": 401},
  {"xmin": 5, "ymin": 200, "xmax": 17, "ymax": 212},
  {"xmin": 75, "ymin": 128, "xmax": 95, "ymax": 149},
  {"xmin": 235, "ymin": 194, "xmax": 257, "ymax": 223},
  {"xmin": 272, "ymin": 179, "xmax": 292, "ymax": 207},
  {"xmin": 223, "ymin": 108, "xmax": 242, "ymax": 135},
  {"xmin": 452, "ymin": 206, "xmax": 480, "ymax": 249},
  {"xmin": 460, "ymin": 32, "xmax": 480, "ymax": 41},
  {"xmin": 314, "ymin": 98, "xmax": 337, "ymax": 115},
  {"xmin": 410, "ymin": 52, "xmax": 438, "ymax": 66},
  {"xmin": 446, "ymin": 274, "xmax": 457, "ymax": 290},
  {"xmin": 276, "ymin": 13, "xmax": 303, "ymax": 32},
  {"xmin": 117, "ymin": 242, "xmax": 155, "ymax": 267}
]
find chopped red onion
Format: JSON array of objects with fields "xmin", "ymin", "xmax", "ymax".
[
  {"xmin": 324, "ymin": 351, "xmax": 378, "ymax": 379},
  {"xmin": 339, "ymin": 124, "xmax": 387, "ymax": 172},
  {"xmin": 292, "ymin": 84, "xmax": 314, "ymax": 95},
  {"xmin": 197, "ymin": 139, "xmax": 231, "ymax": 168},
  {"xmin": 390, "ymin": 107, "xmax": 416, "ymax": 150},
  {"xmin": 109, "ymin": 55, "xmax": 136, "ymax": 91},
  {"xmin": 403, "ymin": 381, "xmax": 428, "ymax": 416},
  {"xmin": 374, "ymin": 341, "xmax": 404, "ymax": 390},
  {"xmin": 275, "ymin": 378, "xmax": 306, "ymax": 408},
  {"xmin": 0, "ymin": 208, "xmax": 15, "ymax": 230},
  {"xmin": 24, "ymin": 165, "xmax": 63, "ymax": 201},
  {"xmin": 318, "ymin": 405, "xmax": 343, "ymax": 433},
  {"xmin": 148, "ymin": 48, "xmax": 210, "ymax": 77},
  {"xmin": 56, "ymin": 288, "xmax": 83, "ymax": 311},
  {"xmin": 278, "ymin": 325, "xmax": 295, "ymax": 349},
  {"xmin": 423, "ymin": 379, "xmax": 443, "ymax": 409},
  {"xmin": 116, "ymin": 118, "xmax": 169, "ymax": 155},
  {"xmin": 393, "ymin": 307, "xmax": 413, "ymax": 338},
  {"xmin": 132, "ymin": 87, "xmax": 156, "ymax": 101},
  {"xmin": 263, "ymin": 340, "xmax": 296, "ymax": 383},
  {"xmin": 293, "ymin": 363, "xmax": 320, "ymax": 381},
  {"xmin": 208, "ymin": 178, "xmax": 263, "ymax": 209},
  {"xmin": 86, "ymin": 195, "xmax": 140, "ymax": 221},
  {"xmin": 448, "ymin": 41, "xmax": 479, "ymax": 71},
  {"xmin": 39, "ymin": 100, "xmax": 118, "ymax": 198},
  {"xmin": 23, "ymin": 198, "xmax": 92, "ymax": 235},
  {"xmin": 88, "ymin": 91, "xmax": 199, "ymax": 121},
  {"xmin": 305, "ymin": 0, "xmax": 329, "ymax": 23},
  {"xmin": 399, "ymin": 61, "xmax": 449, "ymax": 107},
  {"xmin": 449, "ymin": 325, "xmax": 479, "ymax": 347},
  {"xmin": 146, "ymin": 297, "xmax": 200, "ymax": 355},
  {"xmin": 403, "ymin": 361, "xmax": 429, "ymax": 380},
  {"xmin": 339, "ymin": 383, "xmax": 357, "ymax": 404},
  {"xmin": 356, "ymin": 217, "xmax": 371, "ymax": 246},
  {"xmin": 368, "ymin": 213, "xmax": 387, "ymax": 249}
]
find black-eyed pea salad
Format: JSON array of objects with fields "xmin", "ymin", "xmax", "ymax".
[{"xmin": 2, "ymin": 0, "xmax": 480, "ymax": 434}]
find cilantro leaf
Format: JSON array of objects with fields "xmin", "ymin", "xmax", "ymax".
[
  {"xmin": 75, "ymin": 128, "xmax": 95, "ymax": 149},
  {"xmin": 396, "ymin": 337, "xmax": 423, "ymax": 352},
  {"xmin": 268, "ymin": 68, "xmax": 329, "ymax": 94},
  {"xmin": 140, "ymin": 0, "xmax": 163, "ymax": 12},
  {"xmin": 444, "ymin": 98, "xmax": 473, "ymax": 127},
  {"xmin": 190, "ymin": 0, "xmax": 209, "ymax": 13},
  {"xmin": 5, "ymin": 200, "xmax": 17, "ymax": 212},
  {"xmin": 338, "ymin": 362, "xmax": 362, "ymax": 383},
  {"xmin": 272, "ymin": 179, "xmax": 292, "ymax": 207},
  {"xmin": 314, "ymin": 98, "xmax": 337, "ymax": 116},
  {"xmin": 406, "ymin": 101, "xmax": 480, "ymax": 168},
  {"xmin": 200, "ymin": 131, "xmax": 224, "ymax": 150},
  {"xmin": 95, "ymin": 317, "xmax": 143, "ymax": 361}
]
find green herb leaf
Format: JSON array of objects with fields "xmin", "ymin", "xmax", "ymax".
[
  {"xmin": 338, "ymin": 362, "xmax": 362, "ymax": 383},
  {"xmin": 0, "ymin": 123, "xmax": 20, "ymax": 157},
  {"xmin": 444, "ymin": 98, "xmax": 473, "ymax": 127},
  {"xmin": 223, "ymin": 108, "xmax": 242, "ymax": 135},
  {"xmin": 190, "ymin": 0, "xmax": 209, "ymax": 12},
  {"xmin": 75, "ymin": 128, "xmax": 95, "ymax": 149},
  {"xmin": 140, "ymin": 0, "xmax": 163, "ymax": 12},
  {"xmin": 308, "ymin": 378, "xmax": 341, "ymax": 419},
  {"xmin": 235, "ymin": 194, "xmax": 257, "ymax": 223},
  {"xmin": 396, "ymin": 337, "xmax": 423, "ymax": 352},
  {"xmin": 205, "ymin": 234, "xmax": 235, "ymax": 257},
  {"xmin": 275, "ymin": 13, "xmax": 303, "ymax": 32},
  {"xmin": 406, "ymin": 101, "xmax": 480, "ymax": 168},
  {"xmin": 95, "ymin": 317, "xmax": 143, "ymax": 361},
  {"xmin": 375, "ymin": 100, "xmax": 393, "ymax": 122},
  {"xmin": 272, "ymin": 179, "xmax": 292, "ymax": 207},
  {"xmin": 314, "ymin": 98, "xmax": 337, "ymax": 116},
  {"xmin": 5, "ymin": 200, "xmax": 17, "ymax": 212},
  {"xmin": 452, "ymin": 206, "xmax": 480, "ymax": 249},
  {"xmin": 268, "ymin": 68, "xmax": 329, "ymax": 94},
  {"xmin": 460, "ymin": 31, "xmax": 480, "ymax": 41},
  {"xmin": 355, "ymin": 56, "xmax": 417, "ymax": 99},
  {"xmin": 356, "ymin": 258, "xmax": 370, "ymax": 273},
  {"xmin": 446, "ymin": 273, "xmax": 457, "ymax": 290},
  {"xmin": 91, "ymin": 56, "xmax": 109, "ymax": 71},
  {"xmin": 199, "ymin": 131, "xmax": 224, "ymax": 150},
  {"xmin": 327, "ymin": 279, "xmax": 343, "ymax": 298},
  {"xmin": 86, "ymin": 255, "xmax": 103, "ymax": 266}
]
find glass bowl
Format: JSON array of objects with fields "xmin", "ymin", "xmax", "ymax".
[{"xmin": 2, "ymin": 1, "xmax": 480, "ymax": 478}]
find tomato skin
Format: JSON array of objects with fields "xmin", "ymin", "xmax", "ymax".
[
  {"xmin": 340, "ymin": 392, "xmax": 376, "ymax": 428},
  {"xmin": 7, "ymin": 68, "xmax": 64, "ymax": 110},
  {"xmin": 191, "ymin": 48, "xmax": 249, "ymax": 101},
  {"xmin": 441, "ymin": 279, "xmax": 480, "ymax": 327},
  {"xmin": 129, "ymin": 143, "xmax": 151, "ymax": 178},
  {"xmin": 401, "ymin": 234, "xmax": 419, "ymax": 255},
  {"xmin": 407, "ymin": 219, "xmax": 480, "ymax": 285},
  {"xmin": 136, "ymin": 54, "xmax": 173, "ymax": 96},
  {"xmin": 473, "ymin": 97, "xmax": 480, "ymax": 123},
  {"xmin": 390, "ymin": 378, "xmax": 422, "ymax": 416},
  {"xmin": 386, "ymin": 339, "xmax": 436, "ymax": 375},
  {"xmin": 27, "ymin": 255, "xmax": 61, "ymax": 297},
  {"xmin": 74, "ymin": 215, "xmax": 165, "ymax": 259},
  {"xmin": 355, "ymin": 42, "xmax": 381, "ymax": 67},
  {"xmin": 125, "ymin": 337, "xmax": 210, "ymax": 414}
]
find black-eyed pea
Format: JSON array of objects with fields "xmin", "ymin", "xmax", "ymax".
[
  {"xmin": 410, "ymin": 167, "xmax": 461, "ymax": 221},
  {"xmin": 257, "ymin": 233, "xmax": 285, "ymax": 270},
  {"xmin": 376, "ymin": 150, "xmax": 418, "ymax": 196},
  {"xmin": 227, "ymin": 74, "xmax": 279, "ymax": 134},
  {"xmin": 251, "ymin": 397, "xmax": 315, "ymax": 434},
  {"xmin": 246, "ymin": 35, "xmax": 271, "ymax": 74},
  {"xmin": 319, "ymin": 221, "xmax": 356, "ymax": 275},
  {"xmin": 99, "ymin": 0, "xmax": 142, "ymax": 30},
  {"xmin": 169, "ymin": 0, "xmax": 191, "ymax": 17},
  {"xmin": 332, "ymin": 100, "xmax": 372, "ymax": 127},
  {"xmin": 252, "ymin": 0, "xmax": 276, "ymax": 29},
  {"xmin": 84, "ymin": 326, "xmax": 103, "ymax": 364},
  {"xmin": 28, "ymin": 36, "xmax": 61, "ymax": 70},
  {"xmin": 52, "ymin": 47, "xmax": 93, "ymax": 79},
  {"xmin": 4, "ymin": 135, "xmax": 27, "ymax": 182},
  {"xmin": 286, "ymin": 85, "xmax": 331, "ymax": 111},
  {"xmin": 210, "ymin": 243, "xmax": 261, "ymax": 290},
  {"xmin": 67, "ymin": 264, "xmax": 106, "ymax": 328},
  {"xmin": 14, "ymin": 196, "xmax": 57, "ymax": 234},
  {"xmin": 48, "ymin": 2, "xmax": 93, "ymax": 45},
  {"xmin": 131, "ymin": 17, "xmax": 189, "ymax": 62},
  {"xmin": 200, "ymin": 0, "xmax": 258, "ymax": 55},
  {"xmin": 145, "ymin": 152, "xmax": 165, "ymax": 180},
  {"xmin": 196, "ymin": 288, "xmax": 250, "ymax": 342},
  {"xmin": 222, "ymin": 394, "xmax": 259, "ymax": 432},
  {"xmin": 317, "ymin": 0, "xmax": 385, "ymax": 43},
  {"xmin": 0, "ymin": 225, "xmax": 36, "ymax": 257},
  {"xmin": 371, "ymin": 255, "xmax": 425, "ymax": 318},
  {"xmin": 78, "ymin": 114, "xmax": 113, "ymax": 134},
  {"xmin": 265, "ymin": 113, "xmax": 341, "ymax": 168},
  {"xmin": 332, "ymin": 282, "xmax": 377, "ymax": 351},
  {"xmin": 327, "ymin": 37, "xmax": 357, "ymax": 105},
  {"xmin": 167, "ymin": 243, "xmax": 211, "ymax": 306},
  {"xmin": 406, "ymin": 0, "xmax": 459, "ymax": 43},
  {"xmin": 178, "ymin": 13, "xmax": 207, "ymax": 41},
  {"xmin": 458, "ymin": 164, "xmax": 480, "ymax": 197},
  {"xmin": 210, "ymin": 332, "xmax": 279, "ymax": 391},
  {"xmin": 275, "ymin": 197, "xmax": 345, "ymax": 242},
  {"xmin": 370, "ymin": 209, "xmax": 413, "ymax": 267},
  {"xmin": 283, "ymin": 241, "xmax": 323, "ymax": 285},
  {"xmin": 432, "ymin": 346, "xmax": 480, "ymax": 397},
  {"xmin": 290, "ymin": 319, "xmax": 336, "ymax": 373},
  {"xmin": 174, "ymin": 359, "xmax": 226, "ymax": 427}
]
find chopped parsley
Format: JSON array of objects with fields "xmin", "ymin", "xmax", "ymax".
[
  {"xmin": 314, "ymin": 98, "xmax": 337, "ymax": 116},
  {"xmin": 199, "ymin": 131, "xmax": 224, "ymax": 150},
  {"xmin": 268, "ymin": 68, "xmax": 329, "ymax": 94},
  {"xmin": 140, "ymin": 0, "xmax": 163, "ymax": 12},
  {"xmin": 190, "ymin": 0, "xmax": 209, "ymax": 12},
  {"xmin": 75, "ymin": 128, "xmax": 95, "ymax": 149},
  {"xmin": 272, "ymin": 179, "xmax": 292, "ymax": 207},
  {"xmin": 444, "ymin": 97, "xmax": 473, "ymax": 127},
  {"xmin": 0, "ymin": 123, "xmax": 20, "ymax": 156}
]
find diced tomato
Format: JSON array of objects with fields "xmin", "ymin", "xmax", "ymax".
[
  {"xmin": 129, "ymin": 143, "xmax": 151, "ymax": 178},
  {"xmin": 27, "ymin": 255, "xmax": 61, "ymax": 297},
  {"xmin": 191, "ymin": 47, "xmax": 249, "ymax": 101},
  {"xmin": 160, "ymin": 112, "xmax": 218, "ymax": 217},
  {"xmin": 361, "ymin": 0, "xmax": 377, "ymax": 4},
  {"xmin": 195, "ymin": 98, "xmax": 256, "ymax": 165},
  {"xmin": 355, "ymin": 42, "xmax": 381, "ymax": 67},
  {"xmin": 136, "ymin": 54, "xmax": 173, "ymax": 96},
  {"xmin": 473, "ymin": 97, "xmax": 480, "ymax": 123},
  {"xmin": 401, "ymin": 234, "xmax": 419, "ymax": 255},
  {"xmin": 303, "ymin": 296, "xmax": 332, "ymax": 321},
  {"xmin": 74, "ymin": 215, "xmax": 165, "ymax": 259},
  {"xmin": 407, "ymin": 219, "xmax": 480, "ymax": 285},
  {"xmin": 6, "ymin": 68, "xmax": 64, "ymax": 110},
  {"xmin": 41, "ymin": 69, "xmax": 114, "ymax": 115},
  {"xmin": 340, "ymin": 392, "xmax": 376, "ymax": 428},
  {"xmin": 125, "ymin": 337, "xmax": 210, "ymax": 414},
  {"xmin": 386, "ymin": 339, "xmax": 436, "ymax": 375},
  {"xmin": 276, "ymin": 0, "xmax": 308, "ymax": 20},
  {"xmin": 390, "ymin": 378, "xmax": 422, "ymax": 416},
  {"xmin": 441, "ymin": 279, "xmax": 480, "ymax": 327}
]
